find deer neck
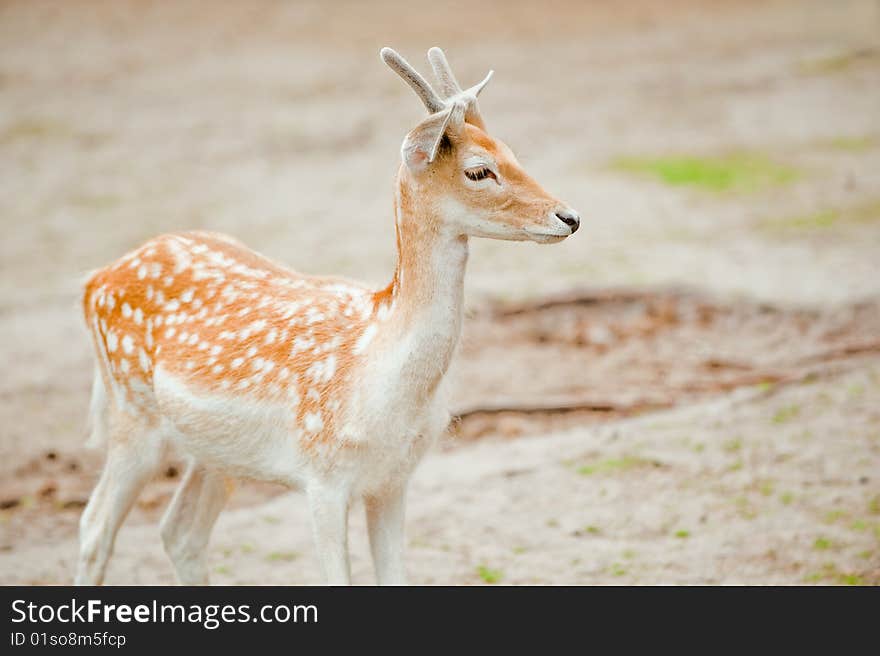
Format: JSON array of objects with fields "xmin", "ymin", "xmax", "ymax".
[{"xmin": 371, "ymin": 168, "xmax": 469, "ymax": 398}]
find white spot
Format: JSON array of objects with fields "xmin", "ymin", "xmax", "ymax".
[
  {"xmin": 246, "ymin": 346, "xmax": 257, "ymax": 358},
  {"xmin": 212, "ymin": 364, "xmax": 224, "ymax": 374},
  {"xmin": 119, "ymin": 358, "xmax": 130, "ymax": 373},
  {"xmin": 305, "ymin": 308, "xmax": 325, "ymax": 324},
  {"xmin": 353, "ymin": 323, "xmax": 377, "ymax": 354},
  {"xmin": 164, "ymin": 300, "xmax": 180, "ymax": 312},
  {"xmin": 231, "ymin": 357, "xmax": 244, "ymax": 369},
  {"xmin": 150, "ymin": 262, "xmax": 162, "ymax": 279},
  {"xmin": 181, "ymin": 288, "xmax": 195, "ymax": 303},
  {"xmin": 121, "ymin": 334, "xmax": 134, "ymax": 354},
  {"xmin": 137, "ymin": 265, "xmax": 147, "ymax": 280},
  {"xmin": 167, "ymin": 238, "xmax": 191, "ymax": 274},
  {"xmin": 106, "ymin": 331, "xmax": 118, "ymax": 352},
  {"xmin": 291, "ymin": 336, "xmax": 315, "ymax": 354},
  {"xmin": 187, "ymin": 334, "xmax": 199, "ymax": 346},
  {"xmin": 210, "ymin": 345, "xmax": 222, "ymax": 356},
  {"xmin": 304, "ymin": 412, "xmax": 323, "ymax": 433},
  {"xmin": 178, "ymin": 331, "xmax": 189, "ymax": 343},
  {"xmin": 165, "ymin": 327, "xmax": 176, "ymax": 339},
  {"xmin": 198, "ymin": 341, "xmax": 209, "ymax": 351},
  {"xmin": 377, "ymin": 302, "xmax": 393, "ymax": 321},
  {"xmin": 138, "ymin": 348, "xmax": 150, "ymax": 372},
  {"xmin": 133, "ymin": 308, "xmax": 143, "ymax": 325},
  {"xmin": 147, "ymin": 286, "xmax": 155, "ymax": 301},
  {"xmin": 122, "ymin": 302, "xmax": 132, "ymax": 318},
  {"xmin": 265, "ymin": 328, "xmax": 277, "ymax": 344}
]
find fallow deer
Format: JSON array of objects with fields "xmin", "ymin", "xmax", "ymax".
[{"xmin": 76, "ymin": 47, "xmax": 579, "ymax": 585}]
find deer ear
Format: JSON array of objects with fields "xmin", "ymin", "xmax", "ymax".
[{"xmin": 401, "ymin": 103, "xmax": 464, "ymax": 171}]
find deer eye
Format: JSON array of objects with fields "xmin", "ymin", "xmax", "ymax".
[{"xmin": 464, "ymin": 166, "xmax": 497, "ymax": 182}]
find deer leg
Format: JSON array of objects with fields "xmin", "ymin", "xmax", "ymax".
[
  {"xmin": 75, "ymin": 429, "xmax": 164, "ymax": 585},
  {"xmin": 307, "ymin": 482, "xmax": 351, "ymax": 585},
  {"xmin": 160, "ymin": 461, "xmax": 231, "ymax": 585},
  {"xmin": 365, "ymin": 484, "xmax": 408, "ymax": 585}
]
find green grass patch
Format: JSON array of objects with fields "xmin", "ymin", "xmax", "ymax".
[
  {"xmin": 266, "ymin": 551, "xmax": 299, "ymax": 562},
  {"xmin": 804, "ymin": 563, "xmax": 867, "ymax": 585},
  {"xmin": 611, "ymin": 153, "xmax": 798, "ymax": 193},
  {"xmin": 0, "ymin": 118, "xmax": 74, "ymax": 144},
  {"xmin": 824, "ymin": 510, "xmax": 848, "ymax": 524},
  {"xmin": 722, "ymin": 437, "xmax": 742, "ymax": 453},
  {"xmin": 813, "ymin": 537, "xmax": 833, "ymax": 551},
  {"xmin": 477, "ymin": 565, "xmax": 504, "ymax": 584},
  {"xmin": 674, "ymin": 530, "xmax": 690, "ymax": 539},
  {"xmin": 734, "ymin": 496, "xmax": 758, "ymax": 520},
  {"xmin": 759, "ymin": 199, "xmax": 880, "ymax": 234},
  {"xmin": 758, "ymin": 481, "xmax": 775, "ymax": 497},
  {"xmin": 821, "ymin": 135, "xmax": 877, "ymax": 152},
  {"xmin": 772, "ymin": 405, "xmax": 800, "ymax": 424},
  {"xmin": 799, "ymin": 49, "xmax": 880, "ymax": 75},
  {"xmin": 576, "ymin": 456, "xmax": 655, "ymax": 476}
]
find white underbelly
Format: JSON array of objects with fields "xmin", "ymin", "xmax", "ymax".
[{"xmin": 153, "ymin": 366, "xmax": 306, "ymax": 485}]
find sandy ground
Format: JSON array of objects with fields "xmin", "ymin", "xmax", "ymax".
[{"xmin": 0, "ymin": 0, "xmax": 879, "ymax": 584}]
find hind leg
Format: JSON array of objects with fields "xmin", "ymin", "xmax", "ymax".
[
  {"xmin": 160, "ymin": 460, "xmax": 231, "ymax": 585},
  {"xmin": 75, "ymin": 422, "xmax": 165, "ymax": 585}
]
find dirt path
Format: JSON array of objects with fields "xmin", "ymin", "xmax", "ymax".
[
  {"xmin": 1, "ymin": 0, "xmax": 879, "ymax": 584},
  {"xmin": 3, "ymin": 360, "xmax": 878, "ymax": 585}
]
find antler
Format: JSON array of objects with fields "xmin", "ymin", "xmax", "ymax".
[
  {"xmin": 380, "ymin": 47, "xmax": 446, "ymax": 113},
  {"xmin": 381, "ymin": 46, "xmax": 493, "ymax": 128}
]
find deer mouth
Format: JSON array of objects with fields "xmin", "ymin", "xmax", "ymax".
[{"xmin": 523, "ymin": 227, "xmax": 572, "ymax": 244}]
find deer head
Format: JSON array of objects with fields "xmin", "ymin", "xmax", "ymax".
[{"xmin": 382, "ymin": 47, "xmax": 580, "ymax": 244}]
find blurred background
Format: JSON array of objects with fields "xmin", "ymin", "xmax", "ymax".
[{"xmin": 0, "ymin": 0, "xmax": 878, "ymax": 584}]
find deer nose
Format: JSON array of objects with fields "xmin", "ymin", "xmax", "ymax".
[{"xmin": 555, "ymin": 209, "xmax": 580, "ymax": 233}]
